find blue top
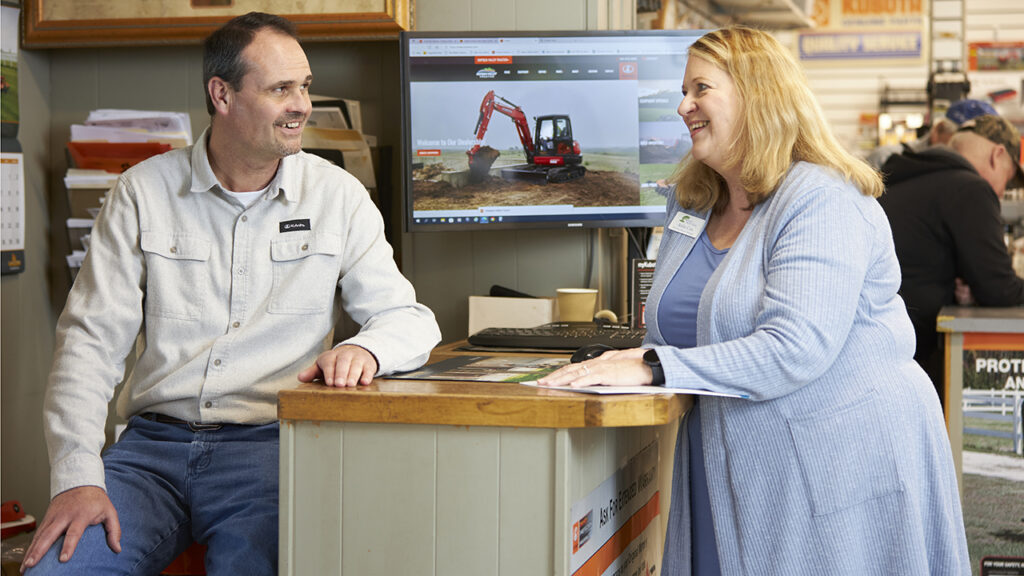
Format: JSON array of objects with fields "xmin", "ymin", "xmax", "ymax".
[
  {"xmin": 658, "ymin": 229, "xmax": 727, "ymax": 576},
  {"xmin": 658, "ymin": 230, "xmax": 729, "ymax": 347}
]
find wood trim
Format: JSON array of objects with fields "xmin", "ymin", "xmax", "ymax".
[
  {"xmin": 22, "ymin": 0, "xmax": 412, "ymax": 48},
  {"xmin": 278, "ymin": 379, "xmax": 687, "ymax": 429}
]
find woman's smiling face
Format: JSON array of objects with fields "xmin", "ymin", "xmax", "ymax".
[{"xmin": 678, "ymin": 55, "xmax": 742, "ymax": 175}]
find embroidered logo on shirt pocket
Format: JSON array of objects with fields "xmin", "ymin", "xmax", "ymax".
[
  {"xmin": 788, "ymin": 391, "xmax": 902, "ymax": 517},
  {"xmin": 268, "ymin": 231, "xmax": 341, "ymax": 315},
  {"xmin": 140, "ymin": 232, "xmax": 211, "ymax": 321}
]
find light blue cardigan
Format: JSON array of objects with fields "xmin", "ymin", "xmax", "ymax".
[{"xmin": 647, "ymin": 162, "xmax": 970, "ymax": 575}]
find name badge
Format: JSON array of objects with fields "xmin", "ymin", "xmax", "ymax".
[
  {"xmin": 279, "ymin": 219, "xmax": 311, "ymax": 233},
  {"xmin": 668, "ymin": 213, "xmax": 705, "ymax": 238}
]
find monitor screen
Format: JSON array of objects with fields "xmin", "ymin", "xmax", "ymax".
[{"xmin": 400, "ymin": 29, "xmax": 707, "ymax": 232}]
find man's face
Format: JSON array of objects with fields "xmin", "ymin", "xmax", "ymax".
[{"xmin": 224, "ymin": 29, "xmax": 312, "ymax": 164}]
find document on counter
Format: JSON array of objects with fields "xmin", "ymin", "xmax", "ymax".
[
  {"xmin": 391, "ymin": 355, "xmax": 748, "ymax": 397},
  {"xmin": 519, "ymin": 381, "xmax": 748, "ymax": 398},
  {"xmin": 389, "ymin": 355, "xmax": 565, "ymax": 383}
]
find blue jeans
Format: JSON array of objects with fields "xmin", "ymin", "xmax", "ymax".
[{"xmin": 28, "ymin": 415, "xmax": 279, "ymax": 576}]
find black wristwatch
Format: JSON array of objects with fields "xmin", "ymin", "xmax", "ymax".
[{"xmin": 643, "ymin": 349, "xmax": 665, "ymax": 387}]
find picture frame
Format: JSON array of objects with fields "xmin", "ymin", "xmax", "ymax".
[{"xmin": 22, "ymin": 0, "xmax": 413, "ymax": 48}]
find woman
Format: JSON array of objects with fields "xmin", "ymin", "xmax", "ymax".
[{"xmin": 538, "ymin": 27, "xmax": 969, "ymax": 575}]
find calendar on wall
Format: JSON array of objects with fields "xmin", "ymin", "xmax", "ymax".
[{"xmin": 1, "ymin": 152, "xmax": 25, "ymax": 274}]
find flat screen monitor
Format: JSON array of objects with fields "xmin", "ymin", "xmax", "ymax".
[{"xmin": 400, "ymin": 29, "xmax": 707, "ymax": 232}]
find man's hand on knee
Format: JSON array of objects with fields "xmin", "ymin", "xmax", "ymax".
[{"xmin": 21, "ymin": 485, "xmax": 121, "ymax": 573}]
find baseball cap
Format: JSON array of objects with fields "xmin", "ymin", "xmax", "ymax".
[
  {"xmin": 959, "ymin": 114, "xmax": 1024, "ymax": 189},
  {"xmin": 946, "ymin": 99, "xmax": 998, "ymax": 125}
]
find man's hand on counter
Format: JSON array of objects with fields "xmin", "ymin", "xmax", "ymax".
[{"xmin": 298, "ymin": 344, "xmax": 378, "ymax": 387}]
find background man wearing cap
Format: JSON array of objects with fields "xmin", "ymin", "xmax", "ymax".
[
  {"xmin": 866, "ymin": 98, "xmax": 998, "ymax": 170},
  {"xmin": 879, "ymin": 114, "xmax": 1024, "ymax": 405}
]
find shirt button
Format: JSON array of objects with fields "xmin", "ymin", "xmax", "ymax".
[
  {"xmin": 237, "ymin": 268, "xmax": 245, "ymax": 275},
  {"xmin": 213, "ymin": 359, "xmax": 222, "ymax": 366},
  {"xmin": 301, "ymin": 244, "xmax": 309, "ymax": 251},
  {"xmin": 204, "ymin": 401, "xmax": 213, "ymax": 408},
  {"xmin": 232, "ymin": 321, "xmax": 240, "ymax": 328},
  {"xmin": 241, "ymin": 215, "xmax": 248, "ymax": 222},
  {"xmin": 169, "ymin": 246, "xmax": 177, "ymax": 254}
]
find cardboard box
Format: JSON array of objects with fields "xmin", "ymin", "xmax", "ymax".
[{"xmin": 468, "ymin": 295, "xmax": 555, "ymax": 336}]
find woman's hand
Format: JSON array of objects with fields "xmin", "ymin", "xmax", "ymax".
[{"xmin": 537, "ymin": 348, "xmax": 652, "ymax": 388}]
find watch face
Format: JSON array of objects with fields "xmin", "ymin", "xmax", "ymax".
[{"xmin": 643, "ymin": 349, "xmax": 659, "ymax": 365}]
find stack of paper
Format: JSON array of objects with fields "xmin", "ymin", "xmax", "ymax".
[
  {"xmin": 71, "ymin": 109, "xmax": 193, "ymax": 148},
  {"xmin": 62, "ymin": 109, "xmax": 190, "ymax": 283}
]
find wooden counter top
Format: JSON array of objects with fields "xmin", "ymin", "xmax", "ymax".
[{"xmin": 278, "ymin": 344, "xmax": 688, "ymax": 429}]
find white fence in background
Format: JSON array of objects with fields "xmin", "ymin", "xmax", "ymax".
[{"xmin": 963, "ymin": 389, "xmax": 1024, "ymax": 456}]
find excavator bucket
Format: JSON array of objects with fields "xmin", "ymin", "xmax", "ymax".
[{"xmin": 467, "ymin": 146, "xmax": 500, "ymax": 183}]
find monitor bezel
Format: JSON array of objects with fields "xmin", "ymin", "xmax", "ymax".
[{"xmin": 400, "ymin": 28, "xmax": 705, "ymax": 233}]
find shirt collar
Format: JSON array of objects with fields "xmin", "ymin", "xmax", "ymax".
[{"xmin": 189, "ymin": 126, "xmax": 300, "ymax": 203}]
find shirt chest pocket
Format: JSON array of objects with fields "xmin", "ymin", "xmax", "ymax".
[
  {"xmin": 140, "ymin": 232, "xmax": 211, "ymax": 321},
  {"xmin": 269, "ymin": 232, "xmax": 342, "ymax": 315}
]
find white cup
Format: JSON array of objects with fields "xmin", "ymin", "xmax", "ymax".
[{"xmin": 556, "ymin": 288, "xmax": 598, "ymax": 322}]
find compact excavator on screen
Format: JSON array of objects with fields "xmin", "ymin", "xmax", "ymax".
[{"xmin": 466, "ymin": 90, "xmax": 586, "ymax": 185}]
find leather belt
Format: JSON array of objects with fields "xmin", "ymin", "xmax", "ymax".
[{"xmin": 139, "ymin": 412, "xmax": 224, "ymax": 431}]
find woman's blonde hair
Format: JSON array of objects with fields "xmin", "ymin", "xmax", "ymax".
[{"xmin": 670, "ymin": 26, "xmax": 882, "ymax": 213}]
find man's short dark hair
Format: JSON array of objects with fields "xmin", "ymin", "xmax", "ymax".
[{"xmin": 202, "ymin": 12, "xmax": 299, "ymax": 116}]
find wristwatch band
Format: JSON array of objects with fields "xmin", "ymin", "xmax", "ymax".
[{"xmin": 643, "ymin": 348, "xmax": 665, "ymax": 387}]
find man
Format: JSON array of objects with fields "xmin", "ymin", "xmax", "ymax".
[
  {"xmin": 22, "ymin": 12, "xmax": 440, "ymax": 575},
  {"xmin": 879, "ymin": 114, "xmax": 1024, "ymax": 405}
]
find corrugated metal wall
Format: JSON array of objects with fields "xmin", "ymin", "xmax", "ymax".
[{"xmin": 784, "ymin": 0, "xmax": 1024, "ymax": 157}]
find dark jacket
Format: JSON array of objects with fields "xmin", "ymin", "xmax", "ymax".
[{"xmin": 878, "ymin": 146, "xmax": 1024, "ymax": 394}]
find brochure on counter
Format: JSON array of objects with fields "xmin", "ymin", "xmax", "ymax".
[{"xmin": 390, "ymin": 355, "xmax": 747, "ymax": 398}]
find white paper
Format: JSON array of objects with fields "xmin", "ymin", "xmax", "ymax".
[
  {"xmin": 519, "ymin": 380, "xmax": 748, "ymax": 398},
  {"xmin": 64, "ymin": 168, "xmax": 119, "ymax": 189},
  {"xmin": 66, "ymin": 218, "xmax": 95, "ymax": 228},
  {"xmin": 66, "ymin": 250, "xmax": 86, "ymax": 267},
  {"xmin": 307, "ymin": 106, "xmax": 349, "ymax": 130},
  {"xmin": 71, "ymin": 124, "xmax": 190, "ymax": 148},
  {"xmin": 310, "ymin": 95, "xmax": 363, "ymax": 134},
  {"xmin": 85, "ymin": 109, "xmax": 193, "ymax": 143}
]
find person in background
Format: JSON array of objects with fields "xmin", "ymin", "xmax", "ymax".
[
  {"xmin": 945, "ymin": 98, "xmax": 999, "ymax": 125},
  {"xmin": 878, "ymin": 114, "xmax": 1024, "ymax": 404},
  {"xmin": 539, "ymin": 26, "xmax": 968, "ymax": 575},
  {"xmin": 867, "ymin": 116, "xmax": 957, "ymax": 170},
  {"xmin": 866, "ymin": 98, "xmax": 997, "ymax": 171},
  {"xmin": 22, "ymin": 12, "xmax": 440, "ymax": 575}
]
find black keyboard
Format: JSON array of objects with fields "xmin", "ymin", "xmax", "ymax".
[{"xmin": 468, "ymin": 322, "xmax": 647, "ymax": 350}]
